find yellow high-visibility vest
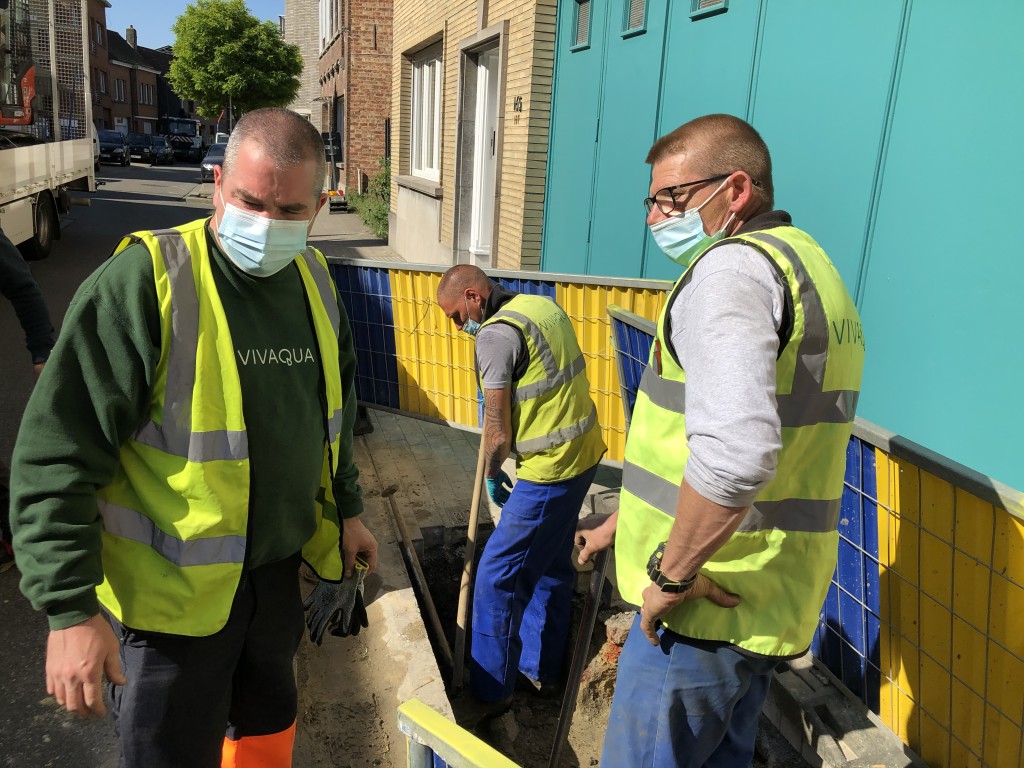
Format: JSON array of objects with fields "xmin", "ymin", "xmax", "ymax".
[
  {"xmin": 95, "ymin": 219, "xmax": 345, "ymax": 636},
  {"xmin": 479, "ymin": 294, "xmax": 605, "ymax": 482},
  {"xmin": 616, "ymin": 226, "xmax": 865, "ymax": 657}
]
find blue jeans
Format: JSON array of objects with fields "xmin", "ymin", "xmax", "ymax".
[
  {"xmin": 469, "ymin": 464, "xmax": 599, "ymax": 702},
  {"xmin": 601, "ymin": 616, "xmax": 777, "ymax": 768}
]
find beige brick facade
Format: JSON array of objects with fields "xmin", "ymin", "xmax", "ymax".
[
  {"xmin": 284, "ymin": 0, "xmax": 324, "ymax": 132},
  {"xmin": 391, "ymin": 0, "xmax": 554, "ymax": 268}
]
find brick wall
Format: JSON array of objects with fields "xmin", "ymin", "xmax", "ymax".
[
  {"xmin": 108, "ymin": 62, "xmax": 133, "ymax": 131},
  {"xmin": 345, "ymin": 0, "xmax": 393, "ymax": 193},
  {"xmin": 87, "ymin": 0, "xmax": 113, "ymax": 129}
]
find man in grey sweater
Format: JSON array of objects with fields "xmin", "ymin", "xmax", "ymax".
[{"xmin": 577, "ymin": 114, "xmax": 863, "ymax": 767}]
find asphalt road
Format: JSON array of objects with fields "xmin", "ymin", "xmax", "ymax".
[{"xmin": 0, "ymin": 160, "xmax": 210, "ymax": 768}]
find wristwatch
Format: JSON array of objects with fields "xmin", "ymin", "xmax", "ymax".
[{"xmin": 646, "ymin": 541, "xmax": 697, "ymax": 594}]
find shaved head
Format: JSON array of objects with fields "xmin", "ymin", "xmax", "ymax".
[
  {"xmin": 223, "ymin": 108, "xmax": 326, "ymax": 199},
  {"xmin": 647, "ymin": 114, "xmax": 774, "ymax": 208},
  {"xmin": 437, "ymin": 264, "xmax": 493, "ymax": 303}
]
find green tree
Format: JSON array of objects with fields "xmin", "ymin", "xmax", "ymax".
[{"xmin": 169, "ymin": 0, "xmax": 303, "ymax": 120}]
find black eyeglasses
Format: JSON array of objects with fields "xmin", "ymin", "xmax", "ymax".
[{"xmin": 642, "ymin": 174, "xmax": 731, "ymax": 215}]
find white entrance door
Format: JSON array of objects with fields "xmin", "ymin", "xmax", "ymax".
[{"xmin": 469, "ymin": 49, "xmax": 499, "ymax": 259}]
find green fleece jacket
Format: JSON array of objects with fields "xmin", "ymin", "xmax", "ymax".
[{"xmin": 10, "ymin": 220, "xmax": 364, "ymax": 630}]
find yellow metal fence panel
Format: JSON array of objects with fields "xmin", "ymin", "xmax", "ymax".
[
  {"xmin": 387, "ymin": 264, "xmax": 668, "ymax": 460},
  {"xmin": 555, "ymin": 281, "xmax": 667, "ymax": 462},
  {"xmin": 391, "ymin": 269, "xmax": 481, "ymax": 426}
]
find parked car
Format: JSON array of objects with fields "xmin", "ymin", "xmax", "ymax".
[
  {"xmin": 151, "ymin": 135, "xmax": 175, "ymax": 165},
  {"xmin": 126, "ymin": 132, "xmax": 154, "ymax": 163},
  {"xmin": 98, "ymin": 130, "xmax": 130, "ymax": 166},
  {"xmin": 200, "ymin": 143, "xmax": 226, "ymax": 183},
  {"xmin": 213, "ymin": 131, "xmax": 230, "ymax": 145}
]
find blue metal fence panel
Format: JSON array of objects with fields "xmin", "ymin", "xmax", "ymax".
[
  {"xmin": 332, "ymin": 264, "xmax": 400, "ymax": 409},
  {"xmin": 609, "ymin": 314, "xmax": 653, "ymax": 425},
  {"xmin": 814, "ymin": 435, "xmax": 882, "ymax": 713},
  {"xmin": 495, "ymin": 276, "xmax": 556, "ymax": 299}
]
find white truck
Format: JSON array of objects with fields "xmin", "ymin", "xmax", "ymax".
[{"xmin": 0, "ymin": 0, "xmax": 94, "ymax": 260}]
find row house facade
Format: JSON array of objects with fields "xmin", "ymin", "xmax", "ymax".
[
  {"xmin": 390, "ymin": 0, "xmax": 555, "ymax": 266},
  {"xmin": 87, "ymin": 0, "xmax": 112, "ymax": 129},
  {"xmin": 312, "ymin": 0, "xmax": 393, "ymax": 195},
  {"xmin": 283, "ymin": 0, "xmax": 323, "ymax": 132},
  {"xmin": 107, "ymin": 26, "xmax": 159, "ymax": 135}
]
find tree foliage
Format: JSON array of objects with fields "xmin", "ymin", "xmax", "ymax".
[{"xmin": 169, "ymin": 0, "xmax": 303, "ymax": 119}]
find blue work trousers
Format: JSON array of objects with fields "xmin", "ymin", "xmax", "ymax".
[
  {"xmin": 469, "ymin": 464, "xmax": 598, "ymax": 702},
  {"xmin": 601, "ymin": 615, "xmax": 777, "ymax": 768}
]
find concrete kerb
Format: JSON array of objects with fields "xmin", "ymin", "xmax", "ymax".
[{"xmin": 765, "ymin": 653, "xmax": 929, "ymax": 768}]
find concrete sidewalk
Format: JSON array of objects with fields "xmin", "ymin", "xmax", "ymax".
[{"xmin": 309, "ymin": 206, "xmax": 403, "ymax": 263}]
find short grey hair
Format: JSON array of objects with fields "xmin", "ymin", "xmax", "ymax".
[{"xmin": 222, "ymin": 108, "xmax": 325, "ymax": 199}]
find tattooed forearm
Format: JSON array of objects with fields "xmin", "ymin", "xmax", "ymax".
[{"xmin": 483, "ymin": 387, "xmax": 512, "ymax": 477}]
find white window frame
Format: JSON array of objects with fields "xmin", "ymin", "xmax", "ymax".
[
  {"xmin": 318, "ymin": 0, "xmax": 338, "ymax": 52},
  {"xmin": 98, "ymin": 70, "xmax": 106, "ymax": 94},
  {"xmin": 410, "ymin": 46, "xmax": 442, "ymax": 182},
  {"xmin": 114, "ymin": 78, "xmax": 126, "ymax": 102}
]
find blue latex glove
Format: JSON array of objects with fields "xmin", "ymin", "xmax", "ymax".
[
  {"xmin": 302, "ymin": 556, "xmax": 369, "ymax": 644},
  {"xmin": 485, "ymin": 471, "xmax": 514, "ymax": 507}
]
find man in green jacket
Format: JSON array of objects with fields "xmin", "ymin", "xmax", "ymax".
[{"xmin": 10, "ymin": 108, "xmax": 377, "ymax": 767}]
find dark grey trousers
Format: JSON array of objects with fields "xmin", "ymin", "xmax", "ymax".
[{"xmin": 106, "ymin": 553, "xmax": 305, "ymax": 768}]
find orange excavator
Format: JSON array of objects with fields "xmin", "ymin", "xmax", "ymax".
[{"xmin": 0, "ymin": 0, "xmax": 35, "ymax": 126}]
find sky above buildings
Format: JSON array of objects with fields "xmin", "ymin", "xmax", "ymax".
[{"xmin": 105, "ymin": 0, "xmax": 285, "ymax": 50}]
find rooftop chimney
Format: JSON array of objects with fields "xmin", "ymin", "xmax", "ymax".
[{"xmin": 126, "ymin": 25, "xmax": 137, "ymax": 49}]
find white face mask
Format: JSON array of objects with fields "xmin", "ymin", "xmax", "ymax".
[
  {"xmin": 216, "ymin": 189, "xmax": 310, "ymax": 277},
  {"xmin": 649, "ymin": 178, "xmax": 733, "ymax": 267},
  {"xmin": 461, "ymin": 296, "xmax": 481, "ymax": 337}
]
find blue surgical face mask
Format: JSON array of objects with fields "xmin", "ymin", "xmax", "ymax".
[
  {"xmin": 216, "ymin": 190, "xmax": 310, "ymax": 277},
  {"xmin": 461, "ymin": 296, "xmax": 481, "ymax": 337},
  {"xmin": 649, "ymin": 178, "xmax": 733, "ymax": 267}
]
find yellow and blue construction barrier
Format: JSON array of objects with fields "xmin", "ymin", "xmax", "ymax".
[
  {"xmin": 398, "ymin": 699, "xmax": 520, "ymax": 768},
  {"xmin": 332, "ymin": 258, "xmax": 1024, "ymax": 768}
]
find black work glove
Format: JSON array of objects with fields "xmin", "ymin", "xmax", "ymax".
[{"xmin": 302, "ymin": 556, "xmax": 369, "ymax": 644}]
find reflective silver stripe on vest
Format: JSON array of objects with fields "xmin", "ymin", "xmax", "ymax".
[
  {"xmin": 746, "ymin": 232, "xmax": 828, "ymax": 391},
  {"xmin": 737, "ymin": 498, "xmax": 841, "ymax": 534},
  {"xmin": 98, "ymin": 498, "xmax": 246, "ymax": 566},
  {"xmin": 490, "ymin": 308, "xmax": 560, "ymax": 378},
  {"xmin": 328, "ymin": 407, "xmax": 344, "ymax": 444},
  {"xmin": 299, "ymin": 248, "xmax": 340, "ymax": 338},
  {"xmin": 622, "ymin": 460, "xmax": 679, "ymax": 515},
  {"xmin": 622, "ymin": 460, "xmax": 841, "ymax": 533},
  {"xmin": 131, "ymin": 230, "xmax": 248, "ymax": 462},
  {"xmin": 778, "ymin": 389, "xmax": 859, "ymax": 427},
  {"xmin": 638, "ymin": 367, "xmax": 684, "ymax": 413},
  {"xmin": 513, "ymin": 354, "xmax": 587, "ymax": 403},
  {"xmin": 514, "ymin": 404, "xmax": 598, "ymax": 454},
  {"xmin": 639, "ymin": 359, "xmax": 855, "ymax": 426}
]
